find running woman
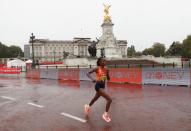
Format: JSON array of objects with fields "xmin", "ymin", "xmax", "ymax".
[{"xmin": 84, "ymin": 57, "xmax": 112, "ymax": 122}]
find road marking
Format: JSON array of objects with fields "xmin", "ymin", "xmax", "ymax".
[
  {"xmin": 1, "ymin": 96, "xmax": 16, "ymax": 101},
  {"xmin": 61, "ymin": 112, "xmax": 87, "ymax": 123},
  {"xmin": 27, "ymin": 103, "xmax": 44, "ymax": 108},
  {"xmin": 0, "ymin": 101, "xmax": 13, "ymax": 107}
]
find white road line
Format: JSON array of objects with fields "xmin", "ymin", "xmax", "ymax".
[
  {"xmin": 1, "ymin": 96, "xmax": 16, "ymax": 101},
  {"xmin": 27, "ymin": 103, "xmax": 44, "ymax": 108},
  {"xmin": 61, "ymin": 112, "xmax": 87, "ymax": 123},
  {"xmin": 0, "ymin": 101, "xmax": 13, "ymax": 107}
]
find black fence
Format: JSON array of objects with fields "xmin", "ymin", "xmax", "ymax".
[
  {"xmin": 8, "ymin": 61, "xmax": 190, "ymax": 72},
  {"xmin": 24, "ymin": 61, "xmax": 191, "ymax": 70}
]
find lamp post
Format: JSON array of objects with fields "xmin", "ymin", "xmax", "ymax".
[{"xmin": 30, "ymin": 33, "xmax": 35, "ymax": 68}]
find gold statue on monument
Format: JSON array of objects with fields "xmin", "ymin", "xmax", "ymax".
[{"xmin": 103, "ymin": 4, "xmax": 112, "ymax": 23}]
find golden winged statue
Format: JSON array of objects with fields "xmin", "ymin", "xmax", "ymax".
[{"xmin": 103, "ymin": 4, "xmax": 112, "ymax": 23}]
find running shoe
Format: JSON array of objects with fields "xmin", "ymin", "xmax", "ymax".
[
  {"xmin": 102, "ymin": 112, "xmax": 111, "ymax": 122},
  {"xmin": 84, "ymin": 104, "xmax": 90, "ymax": 114}
]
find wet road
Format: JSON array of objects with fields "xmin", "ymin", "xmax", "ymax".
[{"xmin": 0, "ymin": 78, "xmax": 191, "ymax": 131}]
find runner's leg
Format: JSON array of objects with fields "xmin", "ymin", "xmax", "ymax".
[
  {"xmin": 89, "ymin": 92, "xmax": 101, "ymax": 106},
  {"xmin": 98, "ymin": 88, "xmax": 112, "ymax": 112}
]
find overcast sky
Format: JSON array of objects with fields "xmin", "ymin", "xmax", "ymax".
[{"xmin": 1, "ymin": 0, "xmax": 191, "ymax": 51}]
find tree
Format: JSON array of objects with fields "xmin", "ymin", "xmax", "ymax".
[
  {"xmin": 0, "ymin": 42, "xmax": 9, "ymax": 58},
  {"xmin": 127, "ymin": 45, "xmax": 136, "ymax": 57},
  {"xmin": 182, "ymin": 35, "xmax": 191, "ymax": 59},
  {"xmin": 166, "ymin": 41, "xmax": 182, "ymax": 56},
  {"xmin": 142, "ymin": 48, "xmax": 153, "ymax": 55},
  {"xmin": 135, "ymin": 51, "xmax": 142, "ymax": 56},
  {"xmin": 8, "ymin": 45, "xmax": 23, "ymax": 58},
  {"xmin": 142, "ymin": 43, "xmax": 166, "ymax": 57},
  {"xmin": 0, "ymin": 43, "xmax": 24, "ymax": 58},
  {"xmin": 152, "ymin": 43, "xmax": 166, "ymax": 57}
]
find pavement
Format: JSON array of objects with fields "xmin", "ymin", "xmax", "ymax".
[{"xmin": 0, "ymin": 77, "xmax": 191, "ymax": 131}]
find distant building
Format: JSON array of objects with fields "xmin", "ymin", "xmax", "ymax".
[
  {"xmin": 24, "ymin": 37, "xmax": 127, "ymax": 62},
  {"xmin": 24, "ymin": 44, "xmax": 30, "ymax": 58}
]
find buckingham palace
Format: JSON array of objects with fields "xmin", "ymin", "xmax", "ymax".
[{"xmin": 24, "ymin": 37, "xmax": 127, "ymax": 62}]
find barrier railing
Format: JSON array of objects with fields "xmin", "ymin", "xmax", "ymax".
[
  {"xmin": 25, "ymin": 67, "xmax": 191, "ymax": 87},
  {"xmin": 4, "ymin": 62, "xmax": 190, "ymax": 72},
  {"xmin": 35, "ymin": 62, "xmax": 190, "ymax": 69}
]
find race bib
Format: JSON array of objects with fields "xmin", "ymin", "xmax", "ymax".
[{"xmin": 100, "ymin": 75, "xmax": 107, "ymax": 81}]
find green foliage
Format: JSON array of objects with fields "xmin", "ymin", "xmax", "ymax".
[
  {"xmin": 0, "ymin": 42, "xmax": 9, "ymax": 58},
  {"xmin": 152, "ymin": 43, "xmax": 166, "ymax": 57},
  {"xmin": 127, "ymin": 45, "xmax": 136, "ymax": 57},
  {"xmin": 8, "ymin": 45, "xmax": 23, "ymax": 57},
  {"xmin": 142, "ymin": 43, "xmax": 166, "ymax": 57},
  {"xmin": 166, "ymin": 41, "xmax": 182, "ymax": 56},
  {"xmin": 182, "ymin": 35, "xmax": 191, "ymax": 58},
  {"xmin": 0, "ymin": 42, "xmax": 23, "ymax": 58},
  {"xmin": 142, "ymin": 48, "xmax": 153, "ymax": 55},
  {"xmin": 135, "ymin": 51, "xmax": 142, "ymax": 56}
]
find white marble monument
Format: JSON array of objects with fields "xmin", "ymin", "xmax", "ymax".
[{"xmin": 96, "ymin": 4, "xmax": 122, "ymax": 59}]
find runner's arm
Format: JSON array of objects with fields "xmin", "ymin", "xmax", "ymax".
[
  {"xmin": 87, "ymin": 68, "xmax": 97, "ymax": 82},
  {"xmin": 107, "ymin": 69, "xmax": 110, "ymax": 81}
]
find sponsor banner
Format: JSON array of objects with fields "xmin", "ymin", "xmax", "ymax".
[
  {"xmin": 109, "ymin": 68, "xmax": 142, "ymax": 84},
  {"xmin": 142, "ymin": 68, "xmax": 190, "ymax": 86},
  {"xmin": 0, "ymin": 67, "xmax": 21, "ymax": 74},
  {"xmin": 26, "ymin": 69, "xmax": 40, "ymax": 79},
  {"xmin": 79, "ymin": 68, "xmax": 96, "ymax": 81},
  {"xmin": 40, "ymin": 69, "xmax": 58, "ymax": 80},
  {"xmin": 58, "ymin": 68, "xmax": 80, "ymax": 81},
  {"xmin": 80, "ymin": 68, "xmax": 142, "ymax": 84}
]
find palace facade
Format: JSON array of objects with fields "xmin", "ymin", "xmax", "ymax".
[{"xmin": 24, "ymin": 37, "xmax": 127, "ymax": 62}]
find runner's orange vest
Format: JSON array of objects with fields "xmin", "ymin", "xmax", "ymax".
[{"xmin": 96, "ymin": 67, "xmax": 107, "ymax": 81}]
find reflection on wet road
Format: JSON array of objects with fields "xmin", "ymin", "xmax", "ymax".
[{"xmin": 0, "ymin": 78, "xmax": 191, "ymax": 131}]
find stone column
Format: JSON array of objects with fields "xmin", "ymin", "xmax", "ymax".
[{"xmin": 96, "ymin": 22, "xmax": 122, "ymax": 58}]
